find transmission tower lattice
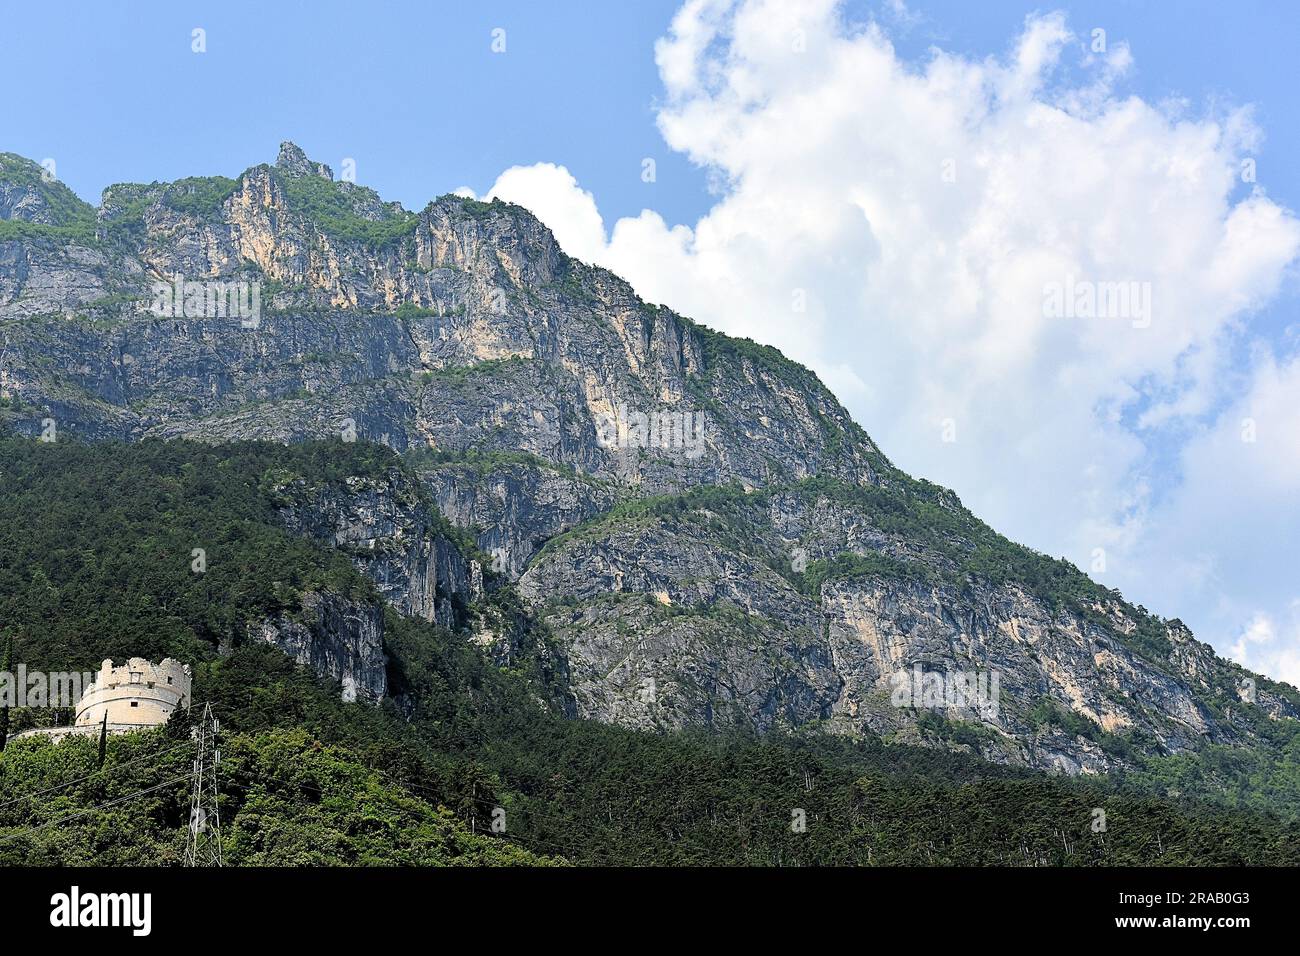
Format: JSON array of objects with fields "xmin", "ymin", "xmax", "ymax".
[{"xmin": 184, "ymin": 702, "xmax": 223, "ymax": 866}]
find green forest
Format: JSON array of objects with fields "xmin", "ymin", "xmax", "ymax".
[{"xmin": 1, "ymin": 436, "xmax": 1298, "ymax": 865}]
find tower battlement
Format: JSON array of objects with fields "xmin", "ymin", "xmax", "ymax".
[{"xmin": 74, "ymin": 657, "xmax": 192, "ymax": 730}]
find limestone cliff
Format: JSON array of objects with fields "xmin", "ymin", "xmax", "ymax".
[
  {"xmin": 249, "ymin": 590, "xmax": 386, "ymax": 703},
  {"xmin": 2, "ymin": 143, "xmax": 1295, "ymax": 776},
  {"xmin": 270, "ymin": 464, "xmax": 477, "ymax": 629}
]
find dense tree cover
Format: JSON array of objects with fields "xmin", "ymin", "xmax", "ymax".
[
  {"xmin": 0, "ymin": 438, "xmax": 385, "ymax": 674},
  {"xmin": 0, "ymin": 708, "xmax": 554, "ymax": 866},
  {"xmin": 272, "ymin": 168, "xmax": 419, "ymax": 248},
  {"xmin": 0, "ymin": 153, "xmax": 98, "ymax": 244},
  {"xmin": 1, "ymin": 436, "xmax": 1298, "ymax": 865}
]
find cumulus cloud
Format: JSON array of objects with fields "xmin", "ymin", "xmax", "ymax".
[
  {"xmin": 1124, "ymin": 353, "xmax": 1300, "ymax": 682},
  {"xmin": 483, "ymin": 0, "xmax": 1300, "ymax": 683},
  {"xmin": 487, "ymin": 163, "xmax": 608, "ymax": 264},
  {"xmin": 1231, "ymin": 608, "xmax": 1300, "ymax": 688}
]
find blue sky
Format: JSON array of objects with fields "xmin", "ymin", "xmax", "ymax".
[
  {"xmin": 3, "ymin": 0, "xmax": 704, "ymax": 226},
  {"xmin": 6, "ymin": 1, "xmax": 1297, "ymax": 231},
  {"xmin": 4, "ymin": 0, "xmax": 1300, "ymax": 682}
]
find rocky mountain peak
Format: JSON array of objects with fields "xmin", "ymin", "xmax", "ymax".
[
  {"xmin": 3, "ymin": 147, "xmax": 1297, "ymax": 785},
  {"xmin": 0, "ymin": 152, "xmax": 94, "ymax": 226},
  {"xmin": 276, "ymin": 141, "xmax": 333, "ymax": 181}
]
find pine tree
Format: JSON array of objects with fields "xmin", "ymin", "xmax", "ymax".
[
  {"xmin": 96, "ymin": 711, "xmax": 108, "ymax": 768},
  {"xmin": 0, "ymin": 631, "xmax": 12, "ymax": 753}
]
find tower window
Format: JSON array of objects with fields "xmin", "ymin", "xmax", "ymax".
[{"xmin": 130, "ymin": 701, "xmax": 139, "ymax": 708}]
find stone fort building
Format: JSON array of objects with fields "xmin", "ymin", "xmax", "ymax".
[
  {"xmin": 12, "ymin": 657, "xmax": 191, "ymax": 742},
  {"xmin": 75, "ymin": 658, "xmax": 192, "ymax": 731}
]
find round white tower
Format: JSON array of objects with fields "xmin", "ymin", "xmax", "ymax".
[{"xmin": 74, "ymin": 657, "xmax": 192, "ymax": 731}]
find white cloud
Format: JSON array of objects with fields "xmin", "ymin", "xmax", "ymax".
[
  {"xmin": 486, "ymin": 163, "xmax": 608, "ymax": 264},
  {"xmin": 1119, "ymin": 353, "xmax": 1300, "ymax": 688},
  {"xmin": 483, "ymin": 1, "xmax": 1300, "ymax": 683},
  {"xmin": 1230, "ymin": 607, "xmax": 1300, "ymax": 688}
]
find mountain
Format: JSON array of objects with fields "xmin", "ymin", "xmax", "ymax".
[
  {"xmin": 2, "ymin": 142, "xmax": 1298, "ymax": 801},
  {"xmin": 1, "ymin": 437, "xmax": 1296, "ymax": 865}
]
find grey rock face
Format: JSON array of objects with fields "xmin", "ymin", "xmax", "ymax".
[
  {"xmin": 0, "ymin": 145, "xmax": 881, "ymax": 498},
  {"xmin": 249, "ymin": 590, "xmax": 387, "ymax": 703},
  {"xmin": 271, "ymin": 465, "xmax": 471, "ymax": 628},
  {"xmin": 518, "ymin": 483, "xmax": 1298, "ymax": 772},
  {"xmin": 0, "ymin": 152, "xmax": 93, "ymax": 226},
  {"xmin": 3, "ymin": 144, "xmax": 1295, "ymax": 775},
  {"xmin": 416, "ymin": 456, "xmax": 617, "ymax": 578},
  {"xmin": 0, "ymin": 180, "xmax": 54, "ymax": 224},
  {"xmin": 538, "ymin": 593, "xmax": 839, "ymax": 733},
  {"xmin": 818, "ymin": 576, "xmax": 1218, "ymax": 772},
  {"xmin": 276, "ymin": 142, "xmax": 334, "ymax": 181}
]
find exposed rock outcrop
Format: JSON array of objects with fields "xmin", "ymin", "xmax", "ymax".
[
  {"xmin": 249, "ymin": 590, "xmax": 386, "ymax": 703},
  {"xmin": 271, "ymin": 465, "xmax": 475, "ymax": 628},
  {"xmin": 3, "ymin": 143, "xmax": 1296, "ymax": 775}
]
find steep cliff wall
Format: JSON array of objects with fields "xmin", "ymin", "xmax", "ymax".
[
  {"xmin": 248, "ymin": 590, "xmax": 386, "ymax": 703},
  {"xmin": 3, "ymin": 144, "xmax": 1296, "ymax": 776}
]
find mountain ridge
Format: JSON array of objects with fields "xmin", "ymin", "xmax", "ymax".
[{"xmin": 2, "ymin": 142, "xmax": 1297, "ymax": 788}]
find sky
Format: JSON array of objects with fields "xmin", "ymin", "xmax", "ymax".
[{"xmin": 3, "ymin": 0, "xmax": 1299, "ymax": 684}]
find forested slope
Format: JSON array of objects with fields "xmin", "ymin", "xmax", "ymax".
[{"xmin": 1, "ymin": 438, "xmax": 1297, "ymax": 865}]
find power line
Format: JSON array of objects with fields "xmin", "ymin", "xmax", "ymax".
[
  {"xmin": 0, "ymin": 739, "xmax": 195, "ymax": 812},
  {"xmin": 0, "ymin": 728, "xmax": 575, "ymax": 862},
  {"xmin": 0, "ymin": 775, "xmax": 189, "ymax": 845}
]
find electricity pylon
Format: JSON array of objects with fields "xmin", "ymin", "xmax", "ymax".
[{"xmin": 184, "ymin": 702, "xmax": 223, "ymax": 866}]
